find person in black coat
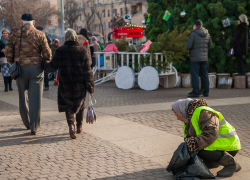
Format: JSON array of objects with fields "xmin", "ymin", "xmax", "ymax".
[
  {"xmin": 42, "ymin": 29, "xmax": 95, "ymax": 139},
  {"xmin": 231, "ymin": 14, "xmax": 249, "ymax": 76}
]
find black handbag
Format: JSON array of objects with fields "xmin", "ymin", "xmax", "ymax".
[{"xmin": 10, "ymin": 26, "xmax": 23, "ymax": 80}]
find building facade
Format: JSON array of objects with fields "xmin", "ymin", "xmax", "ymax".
[{"xmin": 55, "ymin": 0, "xmax": 147, "ymax": 43}]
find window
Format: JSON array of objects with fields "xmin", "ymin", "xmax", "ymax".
[
  {"xmin": 80, "ymin": 14, "xmax": 82, "ymax": 21},
  {"xmin": 126, "ymin": 7, "xmax": 128, "ymax": 14},
  {"xmin": 98, "ymin": 11, "xmax": 100, "ymax": 18},
  {"xmin": 87, "ymin": 2, "xmax": 89, "ymax": 7},
  {"xmin": 98, "ymin": 0, "xmax": 100, "ymax": 6},
  {"xmin": 104, "ymin": 22, "xmax": 106, "ymax": 29},
  {"xmin": 83, "ymin": 2, "xmax": 85, "ymax": 8},
  {"xmin": 94, "ymin": 24, "xmax": 97, "ymax": 31},
  {"xmin": 93, "ymin": 1, "xmax": 95, "ymax": 7},
  {"xmin": 88, "ymin": 13, "xmax": 89, "ymax": 18},
  {"xmin": 103, "ymin": 10, "xmax": 105, "ymax": 17},
  {"xmin": 137, "ymin": 4, "xmax": 142, "ymax": 13},
  {"xmin": 99, "ymin": 24, "xmax": 101, "ymax": 30},
  {"xmin": 79, "ymin": 3, "xmax": 81, "ymax": 10},
  {"xmin": 107, "ymin": 0, "xmax": 109, "ymax": 4},
  {"xmin": 114, "ymin": 0, "xmax": 116, "ymax": 3},
  {"xmin": 103, "ymin": 0, "xmax": 105, "ymax": 4},
  {"xmin": 108, "ymin": 10, "xmax": 110, "ymax": 17},
  {"xmin": 94, "ymin": 13, "xmax": 95, "ymax": 19},
  {"xmin": 114, "ymin": 9, "xmax": 117, "ymax": 16},
  {"xmin": 108, "ymin": 22, "xmax": 110, "ymax": 28},
  {"xmin": 120, "ymin": 8, "xmax": 123, "ymax": 16}
]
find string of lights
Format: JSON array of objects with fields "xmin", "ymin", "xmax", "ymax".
[{"xmin": 124, "ymin": 22, "xmax": 146, "ymax": 28}]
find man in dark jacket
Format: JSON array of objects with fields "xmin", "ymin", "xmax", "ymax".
[
  {"xmin": 185, "ymin": 20, "xmax": 212, "ymax": 98},
  {"xmin": 36, "ymin": 26, "xmax": 52, "ymax": 91}
]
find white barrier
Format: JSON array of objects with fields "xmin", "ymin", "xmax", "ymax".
[{"xmin": 93, "ymin": 52, "xmax": 178, "ymax": 90}]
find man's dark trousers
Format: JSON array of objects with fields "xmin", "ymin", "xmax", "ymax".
[
  {"xmin": 190, "ymin": 61, "xmax": 209, "ymax": 95},
  {"xmin": 44, "ymin": 71, "xmax": 49, "ymax": 88}
]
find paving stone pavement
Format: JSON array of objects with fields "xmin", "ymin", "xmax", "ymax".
[
  {"xmin": 42, "ymin": 81, "xmax": 250, "ymax": 108},
  {"xmin": 0, "ymin": 100, "xmax": 19, "ymax": 116},
  {"xmin": 0, "ymin": 121, "xmax": 168, "ymax": 180},
  {"xmin": 115, "ymin": 103, "xmax": 250, "ymax": 158},
  {"xmin": 1, "ymin": 74, "xmax": 250, "ymax": 180}
]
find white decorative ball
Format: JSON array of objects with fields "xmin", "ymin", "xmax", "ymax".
[{"xmin": 180, "ymin": 11, "xmax": 186, "ymax": 18}]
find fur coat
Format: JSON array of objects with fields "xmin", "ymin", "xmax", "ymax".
[
  {"xmin": 42, "ymin": 41, "xmax": 94, "ymax": 114},
  {"xmin": 231, "ymin": 23, "xmax": 248, "ymax": 56}
]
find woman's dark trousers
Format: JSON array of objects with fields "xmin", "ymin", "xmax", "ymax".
[
  {"xmin": 236, "ymin": 56, "xmax": 245, "ymax": 75},
  {"xmin": 65, "ymin": 109, "xmax": 84, "ymax": 127},
  {"xmin": 4, "ymin": 76, "xmax": 13, "ymax": 91}
]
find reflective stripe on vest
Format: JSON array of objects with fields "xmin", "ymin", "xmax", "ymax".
[{"xmin": 182, "ymin": 106, "xmax": 241, "ymax": 151}]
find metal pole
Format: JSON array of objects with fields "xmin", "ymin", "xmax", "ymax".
[{"xmin": 61, "ymin": 0, "xmax": 65, "ymax": 36}]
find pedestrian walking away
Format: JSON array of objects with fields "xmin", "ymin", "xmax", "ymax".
[
  {"xmin": 42, "ymin": 29, "xmax": 95, "ymax": 139},
  {"xmin": 185, "ymin": 20, "xmax": 212, "ymax": 98},
  {"xmin": 36, "ymin": 26, "xmax": 52, "ymax": 91},
  {"xmin": 77, "ymin": 28, "xmax": 92, "ymax": 65},
  {"xmin": 90, "ymin": 36, "xmax": 100, "ymax": 68},
  {"xmin": 5, "ymin": 13, "xmax": 52, "ymax": 135},
  {"xmin": 51, "ymin": 39, "xmax": 60, "ymax": 85},
  {"xmin": 0, "ymin": 29, "xmax": 13, "ymax": 92},
  {"xmin": 172, "ymin": 98, "xmax": 241, "ymax": 177},
  {"xmin": 231, "ymin": 14, "xmax": 249, "ymax": 76}
]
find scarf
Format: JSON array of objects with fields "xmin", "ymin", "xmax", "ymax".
[{"xmin": 1, "ymin": 36, "xmax": 7, "ymax": 45}]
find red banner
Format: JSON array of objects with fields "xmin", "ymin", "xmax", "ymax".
[{"xmin": 111, "ymin": 27, "xmax": 144, "ymax": 38}]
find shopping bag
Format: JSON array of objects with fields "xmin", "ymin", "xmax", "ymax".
[
  {"xmin": 229, "ymin": 48, "xmax": 234, "ymax": 56},
  {"xmin": 0, "ymin": 57, "xmax": 7, "ymax": 65},
  {"xmin": 86, "ymin": 93, "xmax": 97, "ymax": 124}
]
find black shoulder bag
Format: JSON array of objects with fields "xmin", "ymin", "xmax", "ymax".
[{"xmin": 10, "ymin": 26, "xmax": 23, "ymax": 80}]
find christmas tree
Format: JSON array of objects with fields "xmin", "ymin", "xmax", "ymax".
[{"xmin": 145, "ymin": 0, "xmax": 250, "ymax": 73}]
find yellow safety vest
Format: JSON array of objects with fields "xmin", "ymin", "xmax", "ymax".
[{"xmin": 183, "ymin": 106, "xmax": 241, "ymax": 151}]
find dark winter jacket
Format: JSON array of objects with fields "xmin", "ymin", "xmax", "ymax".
[
  {"xmin": 0, "ymin": 40, "xmax": 5, "ymax": 58},
  {"xmin": 231, "ymin": 23, "xmax": 248, "ymax": 56},
  {"xmin": 51, "ymin": 43, "xmax": 58, "ymax": 57},
  {"xmin": 185, "ymin": 27, "xmax": 212, "ymax": 62},
  {"xmin": 42, "ymin": 41, "xmax": 95, "ymax": 114}
]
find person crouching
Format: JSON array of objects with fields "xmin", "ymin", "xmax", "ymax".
[{"xmin": 172, "ymin": 98, "xmax": 241, "ymax": 177}]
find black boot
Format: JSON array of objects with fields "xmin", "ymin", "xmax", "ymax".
[
  {"xmin": 8, "ymin": 77, "xmax": 13, "ymax": 91},
  {"xmin": 217, "ymin": 151, "xmax": 241, "ymax": 177},
  {"xmin": 4, "ymin": 77, "xmax": 8, "ymax": 92}
]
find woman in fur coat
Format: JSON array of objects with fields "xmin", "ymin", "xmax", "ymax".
[
  {"xmin": 231, "ymin": 14, "xmax": 249, "ymax": 76},
  {"xmin": 42, "ymin": 29, "xmax": 95, "ymax": 139}
]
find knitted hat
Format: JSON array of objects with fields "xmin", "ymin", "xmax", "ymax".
[
  {"xmin": 194, "ymin": 20, "xmax": 203, "ymax": 26},
  {"xmin": 65, "ymin": 28, "xmax": 77, "ymax": 42},
  {"xmin": 2, "ymin": 29, "xmax": 10, "ymax": 34},
  {"xmin": 36, "ymin": 26, "xmax": 43, "ymax": 30},
  {"xmin": 91, "ymin": 36, "xmax": 97, "ymax": 42},
  {"xmin": 239, "ymin": 14, "xmax": 249, "ymax": 25}
]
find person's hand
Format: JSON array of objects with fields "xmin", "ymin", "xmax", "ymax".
[{"xmin": 1, "ymin": 48, "xmax": 5, "ymax": 53}]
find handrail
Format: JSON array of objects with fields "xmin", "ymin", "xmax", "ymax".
[{"xmin": 93, "ymin": 52, "xmax": 173, "ymax": 74}]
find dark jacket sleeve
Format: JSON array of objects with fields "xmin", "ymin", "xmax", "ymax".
[
  {"xmin": 83, "ymin": 49, "xmax": 95, "ymax": 94},
  {"xmin": 208, "ymin": 35, "xmax": 212, "ymax": 49},
  {"xmin": 185, "ymin": 33, "xmax": 195, "ymax": 50},
  {"xmin": 42, "ymin": 49, "xmax": 58, "ymax": 73},
  {"xmin": 195, "ymin": 110, "xmax": 219, "ymax": 150}
]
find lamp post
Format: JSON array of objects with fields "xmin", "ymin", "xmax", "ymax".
[{"xmin": 61, "ymin": 0, "xmax": 65, "ymax": 36}]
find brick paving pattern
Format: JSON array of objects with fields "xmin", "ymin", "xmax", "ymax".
[
  {"xmin": 0, "ymin": 100, "xmax": 19, "ymax": 116},
  {"xmin": 116, "ymin": 103, "xmax": 250, "ymax": 158},
  {"xmin": 42, "ymin": 81, "xmax": 250, "ymax": 108},
  {"xmin": 0, "ymin": 121, "xmax": 167, "ymax": 180}
]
